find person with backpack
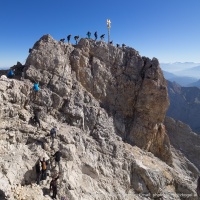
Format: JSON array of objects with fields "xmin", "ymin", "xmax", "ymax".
[
  {"xmin": 50, "ymin": 127, "xmax": 57, "ymax": 147},
  {"xmin": 7, "ymin": 69, "xmax": 15, "ymax": 78},
  {"xmin": 35, "ymin": 160, "xmax": 41, "ymax": 185},
  {"xmin": 40, "ymin": 157, "xmax": 47, "ymax": 180},
  {"xmin": 52, "ymin": 150, "xmax": 62, "ymax": 170},
  {"xmin": 50, "ymin": 173, "xmax": 60, "ymax": 199}
]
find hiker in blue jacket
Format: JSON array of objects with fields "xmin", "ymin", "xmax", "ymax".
[
  {"xmin": 33, "ymin": 82, "xmax": 40, "ymax": 92},
  {"xmin": 32, "ymin": 82, "xmax": 40, "ymax": 100}
]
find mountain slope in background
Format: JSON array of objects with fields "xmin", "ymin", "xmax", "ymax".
[
  {"xmin": 188, "ymin": 79, "xmax": 200, "ymax": 88},
  {"xmin": 168, "ymin": 76, "xmax": 198, "ymax": 86},
  {"xmin": 161, "ymin": 62, "xmax": 200, "ymax": 79},
  {"xmin": 167, "ymin": 81, "xmax": 200, "ymax": 133},
  {"xmin": 162, "ymin": 70, "xmax": 198, "ymax": 86},
  {"xmin": 174, "ymin": 65, "xmax": 200, "ymax": 79},
  {"xmin": 162, "ymin": 70, "xmax": 177, "ymax": 79}
]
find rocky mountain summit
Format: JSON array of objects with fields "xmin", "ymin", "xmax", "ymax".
[{"xmin": 0, "ymin": 35, "xmax": 199, "ymax": 200}]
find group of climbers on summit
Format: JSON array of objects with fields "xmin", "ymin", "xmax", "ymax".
[{"xmin": 58, "ymin": 31, "xmax": 126, "ymax": 48}]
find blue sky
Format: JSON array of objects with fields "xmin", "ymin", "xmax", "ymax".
[{"xmin": 0, "ymin": 0, "xmax": 200, "ymax": 68}]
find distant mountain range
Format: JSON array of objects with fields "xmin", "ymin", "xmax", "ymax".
[
  {"xmin": 161, "ymin": 62, "xmax": 200, "ymax": 87},
  {"xmin": 167, "ymin": 80, "xmax": 200, "ymax": 133},
  {"xmin": 163, "ymin": 70, "xmax": 198, "ymax": 86},
  {"xmin": 161, "ymin": 62, "xmax": 200, "ymax": 73},
  {"xmin": 188, "ymin": 79, "xmax": 200, "ymax": 88}
]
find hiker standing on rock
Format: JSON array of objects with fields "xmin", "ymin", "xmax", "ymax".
[
  {"xmin": 50, "ymin": 127, "xmax": 57, "ymax": 148},
  {"xmin": 67, "ymin": 34, "xmax": 71, "ymax": 43},
  {"xmin": 40, "ymin": 157, "xmax": 47, "ymax": 180},
  {"xmin": 35, "ymin": 160, "xmax": 41, "ymax": 185},
  {"xmin": 32, "ymin": 81, "xmax": 40, "ymax": 100},
  {"xmin": 94, "ymin": 31, "xmax": 98, "ymax": 40},
  {"xmin": 50, "ymin": 173, "xmax": 60, "ymax": 199},
  {"xmin": 52, "ymin": 150, "xmax": 62, "ymax": 171},
  {"xmin": 86, "ymin": 31, "xmax": 91, "ymax": 39}
]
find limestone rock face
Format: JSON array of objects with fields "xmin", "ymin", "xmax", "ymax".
[
  {"xmin": 165, "ymin": 116, "xmax": 200, "ymax": 170},
  {"xmin": 0, "ymin": 35, "xmax": 199, "ymax": 200},
  {"xmin": 25, "ymin": 34, "xmax": 171, "ymax": 164}
]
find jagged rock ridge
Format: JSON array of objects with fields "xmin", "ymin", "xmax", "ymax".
[{"xmin": 0, "ymin": 34, "xmax": 199, "ymax": 199}]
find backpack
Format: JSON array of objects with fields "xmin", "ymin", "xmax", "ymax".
[
  {"xmin": 54, "ymin": 151, "xmax": 61, "ymax": 162},
  {"xmin": 41, "ymin": 161, "xmax": 46, "ymax": 170}
]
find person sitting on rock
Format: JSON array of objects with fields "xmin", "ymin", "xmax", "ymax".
[
  {"xmin": 50, "ymin": 173, "xmax": 60, "ymax": 199},
  {"xmin": 7, "ymin": 69, "xmax": 15, "ymax": 79},
  {"xmin": 122, "ymin": 43, "xmax": 126, "ymax": 49},
  {"xmin": 116, "ymin": 44, "xmax": 120, "ymax": 47},
  {"xmin": 60, "ymin": 38, "xmax": 65, "ymax": 43}
]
